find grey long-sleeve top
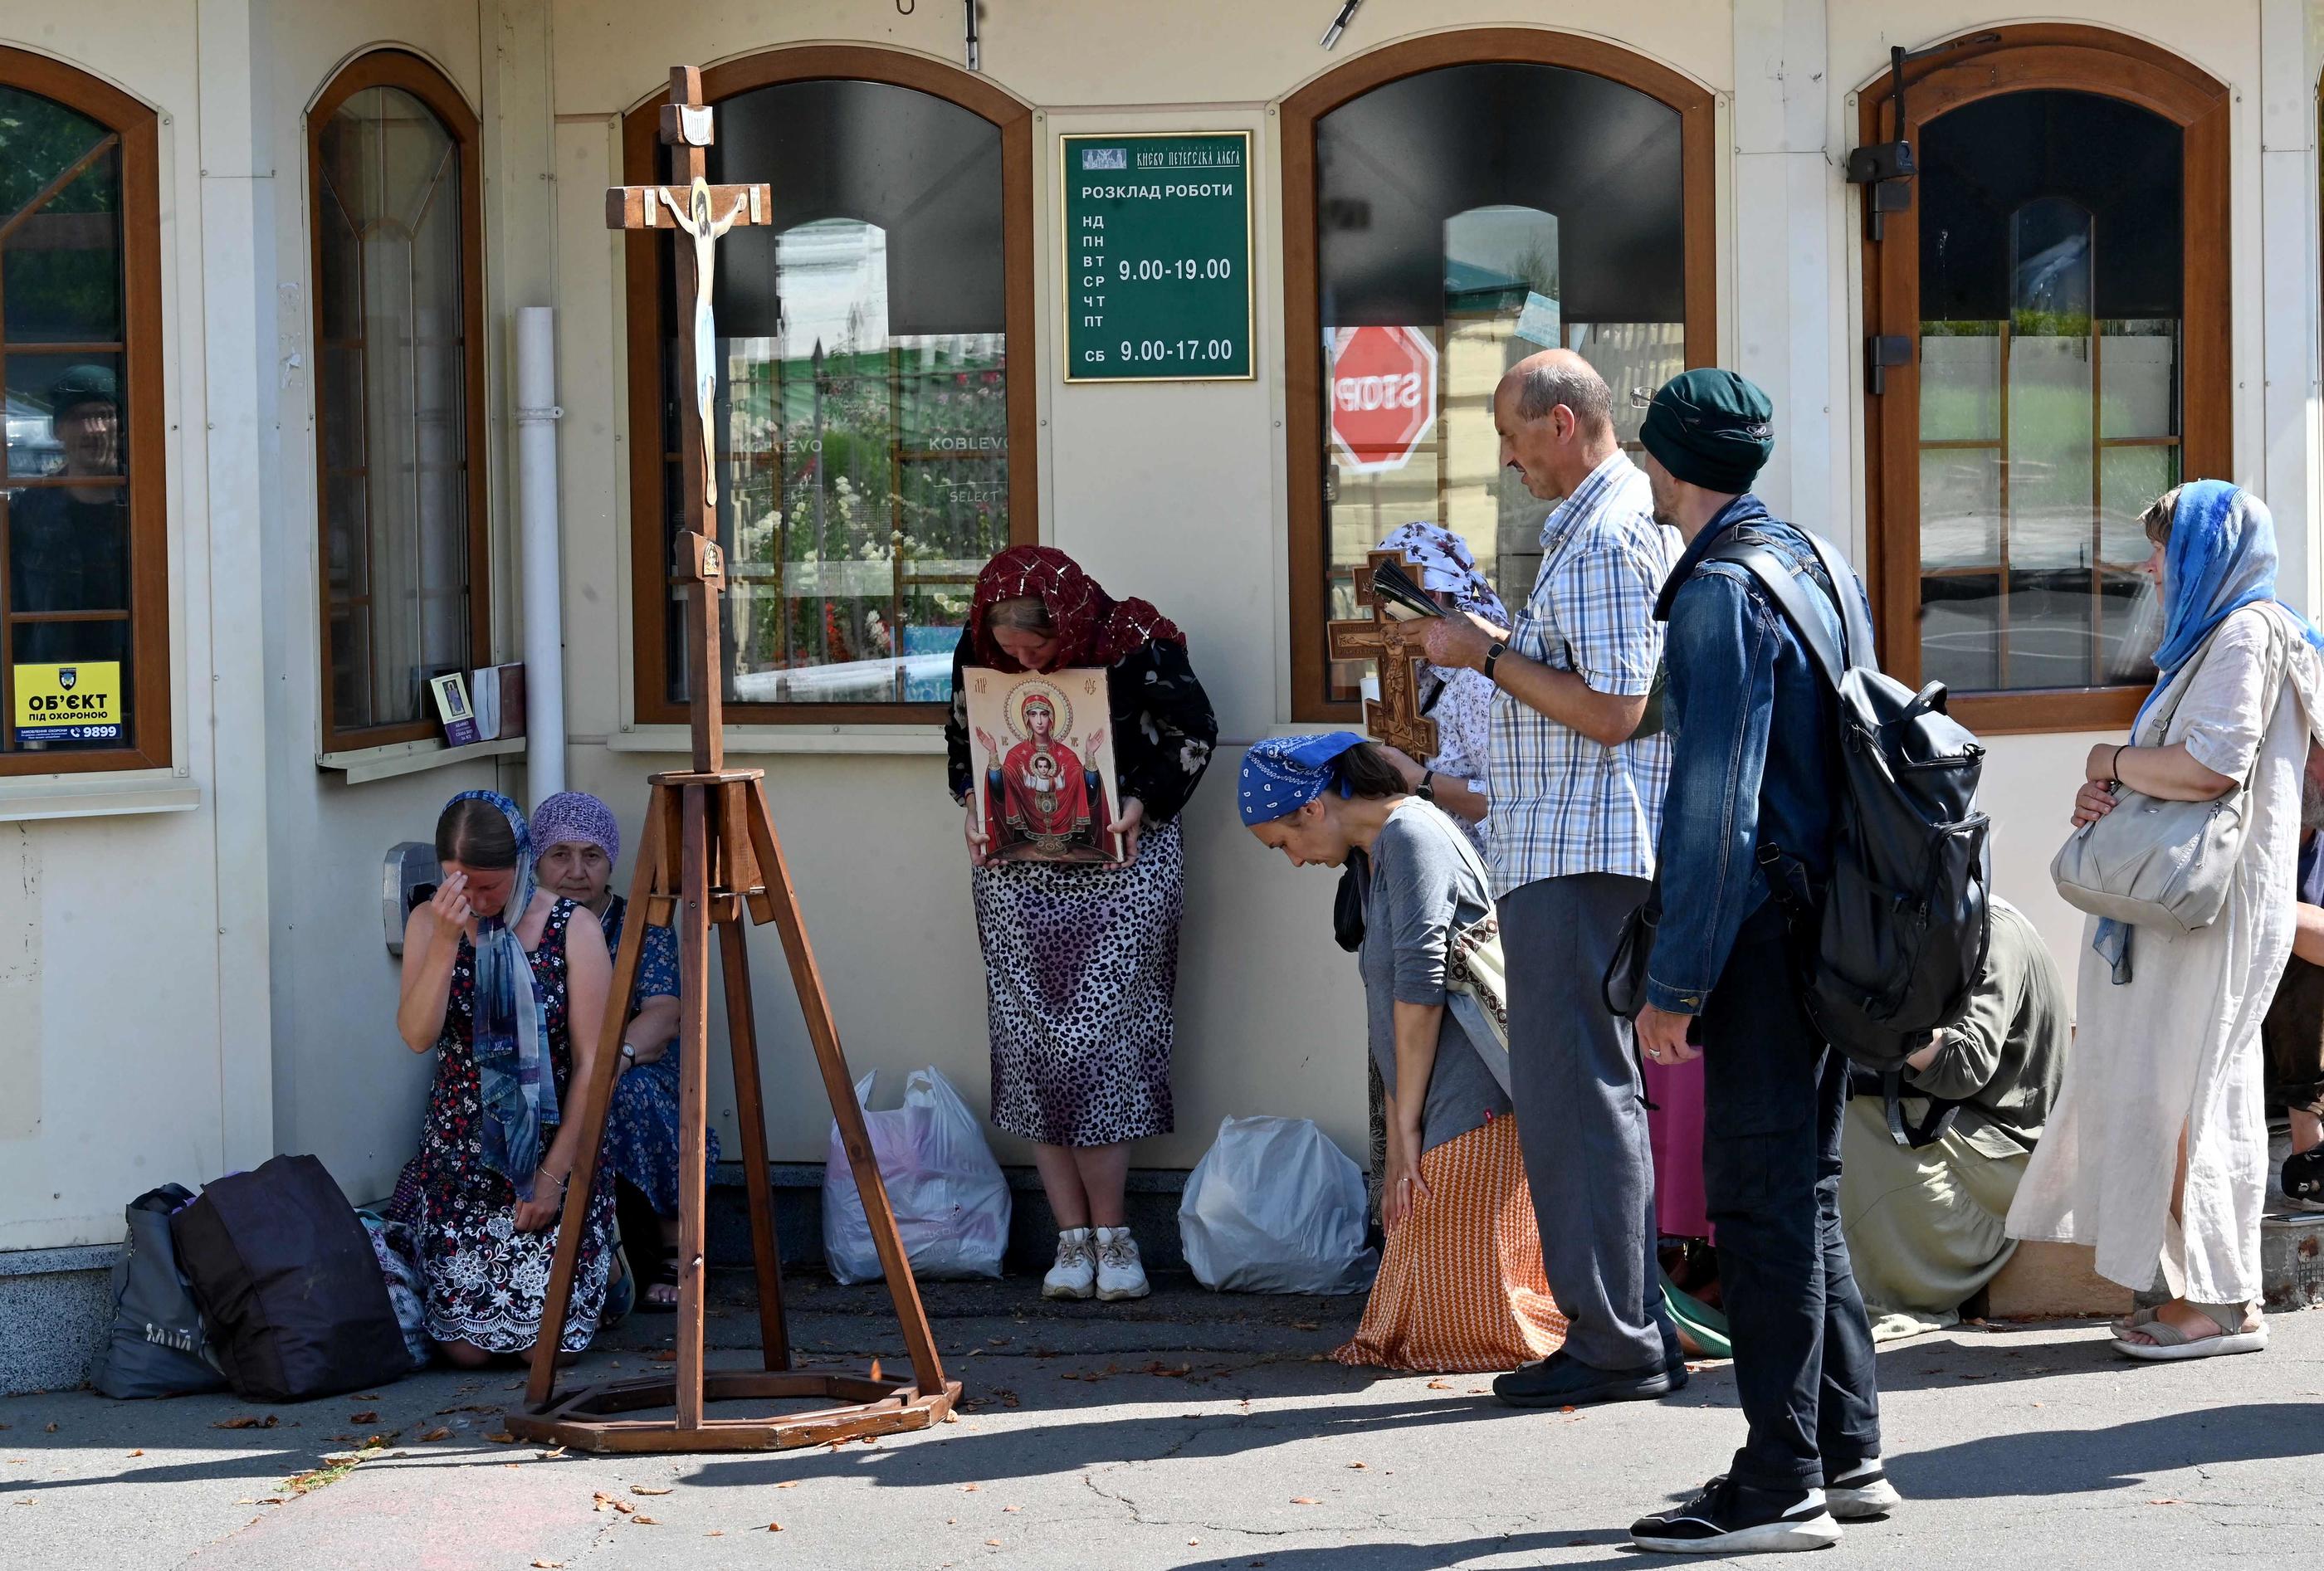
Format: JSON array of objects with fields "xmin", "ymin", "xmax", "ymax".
[{"xmin": 1356, "ymin": 801, "xmax": 1510, "ymax": 1157}]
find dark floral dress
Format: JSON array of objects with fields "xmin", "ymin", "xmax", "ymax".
[
  {"xmin": 598, "ymin": 894, "xmax": 721, "ymax": 1218},
  {"xmin": 411, "ymin": 898, "xmax": 617, "ymax": 1353}
]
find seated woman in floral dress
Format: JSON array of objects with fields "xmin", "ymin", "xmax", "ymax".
[
  {"xmin": 530, "ymin": 790, "xmax": 719, "ymax": 1311},
  {"xmin": 396, "ymin": 790, "xmax": 618, "ymax": 1367}
]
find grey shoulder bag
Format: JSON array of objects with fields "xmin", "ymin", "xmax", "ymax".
[{"xmin": 2049, "ymin": 613, "xmax": 2286, "ymax": 934}]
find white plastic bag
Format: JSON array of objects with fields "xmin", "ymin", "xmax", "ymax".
[
  {"xmin": 822, "ymin": 1066, "xmax": 1012, "ymax": 1285},
  {"xmin": 1178, "ymin": 1115, "xmax": 1377, "ymax": 1295}
]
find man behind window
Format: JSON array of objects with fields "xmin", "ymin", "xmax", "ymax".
[
  {"xmin": 1418, "ymin": 349, "xmax": 1687, "ymax": 1411},
  {"xmin": 1627, "ymin": 369, "xmax": 1886, "ymax": 1555},
  {"xmin": 8, "ymin": 363, "xmax": 128, "ymax": 667},
  {"xmin": 1839, "ymin": 895, "xmax": 2068, "ymax": 1339}
]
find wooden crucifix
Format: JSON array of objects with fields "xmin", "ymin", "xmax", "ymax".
[
  {"xmin": 1326, "ymin": 548, "xmax": 1441, "ymax": 761},
  {"xmin": 607, "ymin": 66, "xmax": 771, "ymax": 771},
  {"xmin": 513, "ymin": 66, "xmax": 959, "ymax": 1456}
]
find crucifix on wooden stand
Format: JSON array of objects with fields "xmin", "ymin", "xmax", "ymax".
[
  {"xmin": 509, "ymin": 66, "xmax": 959, "ymax": 1454},
  {"xmin": 1326, "ymin": 549, "xmax": 1441, "ymax": 761}
]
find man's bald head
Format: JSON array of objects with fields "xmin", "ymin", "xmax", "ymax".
[
  {"xmin": 1501, "ymin": 349, "xmax": 1614, "ymax": 435},
  {"xmin": 1492, "ymin": 349, "xmax": 1618, "ymax": 501}
]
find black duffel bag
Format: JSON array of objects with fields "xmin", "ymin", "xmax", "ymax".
[
  {"xmin": 170, "ymin": 1154, "xmax": 413, "ymax": 1402},
  {"xmin": 89, "ymin": 1183, "xmax": 227, "ymax": 1399}
]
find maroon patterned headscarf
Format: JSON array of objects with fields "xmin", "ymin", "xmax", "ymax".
[{"xmin": 968, "ymin": 545, "xmax": 1185, "ymax": 671}]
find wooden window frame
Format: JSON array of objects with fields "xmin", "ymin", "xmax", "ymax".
[
  {"xmin": 307, "ymin": 50, "xmax": 491, "ymax": 754},
  {"xmin": 0, "ymin": 47, "xmax": 168, "ymax": 777},
  {"xmin": 622, "ymin": 46, "xmax": 1038, "ymax": 729},
  {"xmin": 1860, "ymin": 25, "xmax": 2229, "ymax": 736},
  {"xmin": 1281, "ymin": 29, "xmax": 1717, "ymax": 721}
]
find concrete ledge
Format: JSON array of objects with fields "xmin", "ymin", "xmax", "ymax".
[{"xmin": 0, "ymin": 1247, "xmax": 118, "ymax": 1395}]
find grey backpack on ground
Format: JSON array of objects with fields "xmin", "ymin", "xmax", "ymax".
[{"xmin": 88, "ymin": 1183, "xmax": 227, "ymax": 1399}]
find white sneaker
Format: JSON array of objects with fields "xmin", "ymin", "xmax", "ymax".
[
  {"xmin": 1093, "ymin": 1226, "xmax": 1150, "ymax": 1301},
  {"xmin": 1042, "ymin": 1227, "xmax": 1096, "ymax": 1300},
  {"xmin": 1825, "ymin": 1457, "xmax": 1902, "ymax": 1520}
]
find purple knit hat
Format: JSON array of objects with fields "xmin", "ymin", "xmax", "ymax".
[{"xmin": 530, "ymin": 790, "xmax": 619, "ymax": 866}]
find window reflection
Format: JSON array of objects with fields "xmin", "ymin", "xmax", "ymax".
[
  {"xmin": 666, "ymin": 77, "xmax": 1011, "ymax": 707},
  {"xmin": 1313, "ymin": 62, "xmax": 1686, "ymax": 700},
  {"xmin": 1915, "ymin": 89, "xmax": 2180, "ymax": 695}
]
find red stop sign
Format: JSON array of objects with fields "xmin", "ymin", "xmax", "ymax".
[{"xmin": 1330, "ymin": 325, "xmax": 1438, "ymax": 473}]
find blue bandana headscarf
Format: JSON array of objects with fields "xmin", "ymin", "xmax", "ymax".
[
  {"xmin": 2094, "ymin": 483, "xmax": 2324, "ymax": 983},
  {"xmin": 447, "ymin": 789, "xmax": 560, "ymax": 1198},
  {"xmin": 1239, "ymin": 732, "xmax": 1367, "ymax": 826}
]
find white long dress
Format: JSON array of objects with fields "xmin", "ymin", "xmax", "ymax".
[{"xmin": 2008, "ymin": 603, "xmax": 2322, "ymax": 1303}]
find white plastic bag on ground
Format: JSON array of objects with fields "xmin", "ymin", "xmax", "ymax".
[
  {"xmin": 1179, "ymin": 1115, "xmax": 1377, "ymax": 1295},
  {"xmin": 822, "ymin": 1066, "xmax": 1012, "ymax": 1285}
]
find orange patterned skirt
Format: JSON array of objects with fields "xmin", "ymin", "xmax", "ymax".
[{"xmin": 1331, "ymin": 1111, "xmax": 1567, "ymax": 1373}]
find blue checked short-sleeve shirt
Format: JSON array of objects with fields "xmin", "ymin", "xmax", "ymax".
[{"xmin": 1486, "ymin": 450, "xmax": 1682, "ymax": 895}]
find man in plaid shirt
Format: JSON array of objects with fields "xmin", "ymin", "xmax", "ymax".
[{"xmin": 1422, "ymin": 349, "xmax": 1686, "ymax": 1408}]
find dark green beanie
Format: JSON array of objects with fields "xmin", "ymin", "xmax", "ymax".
[
  {"xmin": 1639, "ymin": 368, "xmax": 1774, "ymax": 494},
  {"xmin": 47, "ymin": 363, "xmax": 117, "ymax": 417}
]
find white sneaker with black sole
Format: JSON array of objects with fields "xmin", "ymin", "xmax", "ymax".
[
  {"xmin": 1826, "ymin": 1457, "xmax": 1902, "ymax": 1520},
  {"xmin": 1631, "ymin": 1476, "xmax": 1842, "ymax": 1554}
]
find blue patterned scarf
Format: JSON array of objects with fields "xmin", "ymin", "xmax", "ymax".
[
  {"xmin": 1239, "ymin": 732, "xmax": 1367, "ymax": 825},
  {"xmin": 449, "ymin": 789, "xmax": 560, "ymax": 1198},
  {"xmin": 2095, "ymin": 483, "xmax": 2324, "ymax": 983}
]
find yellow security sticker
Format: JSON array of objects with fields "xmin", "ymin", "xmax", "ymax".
[{"xmin": 14, "ymin": 661, "xmax": 123, "ymax": 743}]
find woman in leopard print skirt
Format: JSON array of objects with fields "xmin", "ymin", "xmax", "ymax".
[{"xmin": 947, "ymin": 547, "xmax": 1217, "ymax": 1303}]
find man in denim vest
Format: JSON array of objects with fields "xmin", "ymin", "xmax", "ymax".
[{"xmin": 1626, "ymin": 370, "xmax": 1888, "ymax": 1555}]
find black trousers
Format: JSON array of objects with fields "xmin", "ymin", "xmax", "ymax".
[{"xmin": 1700, "ymin": 900, "xmax": 1882, "ymax": 1491}]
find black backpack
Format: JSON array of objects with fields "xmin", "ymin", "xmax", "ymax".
[{"xmin": 1705, "ymin": 529, "xmax": 1991, "ymax": 1074}]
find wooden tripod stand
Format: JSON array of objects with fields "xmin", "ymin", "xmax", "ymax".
[
  {"xmin": 510, "ymin": 68, "xmax": 955, "ymax": 1450},
  {"xmin": 510, "ymin": 534, "xmax": 959, "ymax": 1451}
]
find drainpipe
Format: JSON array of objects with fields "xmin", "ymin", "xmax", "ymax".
[{"xmin": 515, "ymin": 305, "xmax": 566, "ymax": 798}]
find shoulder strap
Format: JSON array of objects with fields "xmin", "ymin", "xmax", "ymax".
[{"xmin": 1703, "ymin": 537, "xmax": 1851, "ymax": 691}]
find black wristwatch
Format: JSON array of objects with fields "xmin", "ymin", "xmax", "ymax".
[
  {"xmin": 1416, "ymin": 768, "xmax": 1436, "ymax": 803},
  {"xmin": 1482, "ymin": 639, "xmax": 1508, "ymax": 682}
]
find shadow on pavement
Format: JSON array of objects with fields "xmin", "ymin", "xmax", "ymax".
[{"xmin": 1893, "ymin": 1401, "xmax": 2324, "ymax": 1498}]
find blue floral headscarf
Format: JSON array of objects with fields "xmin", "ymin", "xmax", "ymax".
[
  {"xmin": 1239, "ymin": 732, "xmax": 1367, "ymax": 826},
  {"xmin": 1375, "ymin": 521, "xmax": 1510, "ymax": 626},
  {"xmin": 447, "ymin": 789, "xmax": 560, "ymax": 1198}
]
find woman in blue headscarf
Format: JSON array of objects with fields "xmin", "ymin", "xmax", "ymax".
[
  {"xmin": 397, "ymin": 791, "xmax": 620, "ymax": 1368},
  {"xmin": 1243, "ymin": 733, "xmax": 1565, "ymax": 1373},
  {"xmin": 2011, "ymin": 482, "xmax": 2324, "ymax": 1361}
]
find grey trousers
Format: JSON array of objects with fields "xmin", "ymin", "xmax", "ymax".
[{"xmin": 1501, "ymin": 871, "xmax": 1672, "ymax": 1373}]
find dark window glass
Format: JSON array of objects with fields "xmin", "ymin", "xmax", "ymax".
[
  {"xmin": 317, "ymin": 83, "xmax": 473, "ymax": 735},
  {"xmin": 1916, "ymin": 90, "xmax": 2180, "ymax": 695},
  {"xmin": 660, "ymin": 79, "xmax": 1010, "ymax": 707},
  {"xmin": 1313, "ymin": 63, "xmax": 1686, "ymax": 699},
  {"xmin": 1, "ymin": 86, "xmax": 131, "ymax": 755}
]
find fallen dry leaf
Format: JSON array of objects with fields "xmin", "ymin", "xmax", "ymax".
[
  {"xmin": 347, "ymin": 1412, "xmax": 378, "ymax": 1425},
  {"xmin": 775, "ymin": 1480, "xmax": 799, "ymax": 1490},
  {"xmin": 42, "ymin": 1425, "xmax": 56, "ymax": 1435},
  {"xmin": 1003, "ymin": 1505, "xmax": 1021, "ymax": 1514},
  {"xmin": 1291, "ymin": 1496, "xmax": 1321, "ymax": 1505},
  {"xmin": 765, "ymin": 1522, "xmax": 784, "ymax": 1532},
  {"xmin": 961, "ymin": 1482, "xmax": 980, "ymax": 1492},
  {"xmin": 212, "ymin": 1416, "xmax": 278, "ymax": 1431},
  {"xmin": 632, "ymin": 1515, "xmax": 661, "ymax": 1526},
  {"xmin": 593, "ymin": 1491, "xmax": 636, "ymax": 1515},
  {"xmin": 706, "ymin": 1530, "xmax": 724, "ymax": 1537},
  {"xmin": 632, "ymin": 1485, "xmax": 672, "ymax": 1495},
  {"xmin": 417, "ymin": 1427, "xmax": 452, "ymax": 1443},
  {"xmin": 530, "ymin": 1562, "xmax": 564, "ymax": 1569},
  {"xmin": 2150, "ymin": 1498, "xmax": 2181, "ymax": 1506},
  {"xmin": 649, "ymin": 1350, "xmax": 678, "ymax": 1364},
  {"xmin": 126, "ymin": 1450, "xmax": 143, "ymax": 1458},
  {"xmin": 985, "ymin": 1540, "xmax": 1003, "ymax": 1548},
  {"xmin": 486, "ymin": 1432, "xmax": 518, "ymax": 1444},
  {"xmin": 1424, "ymin": 1379, "xmax": 1451, "ymax": 1390},
  {"xmin": 870, "ymin": 1359, "xmax": 884, "ymax": 1382}
]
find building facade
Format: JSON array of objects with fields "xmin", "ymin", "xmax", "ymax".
[{"xmin": 2, "ymin": 0, "xmax": 2318, "ymax": 1389}]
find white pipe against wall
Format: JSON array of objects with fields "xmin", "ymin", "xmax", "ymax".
[{"xmin": 515, "ymin": 306, "xmax": 567, "ymax": 799}]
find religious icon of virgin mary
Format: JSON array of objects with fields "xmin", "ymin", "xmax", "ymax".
[{"xmin": 976, "ymin": 687, "xmax": 1112, "ymax": 861}]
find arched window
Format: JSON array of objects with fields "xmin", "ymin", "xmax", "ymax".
[
  {"xmin": 0, "ymin": 48, "xmax": 166, "ymax": 775},
  {"xmin": 1282, "ymin": 31, "xmax": 1716, "ymax": 717},
  {"xmin": 1860, "ymin": 27, "xmax": 2229, "ymax": 733},
  {"xmin": 622, "ymin": 48, "xmax": 1037, "ymax": 725},
  {"xmin": 310, "ymin": 51, "xmax": 487, "ymax": 751}
]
